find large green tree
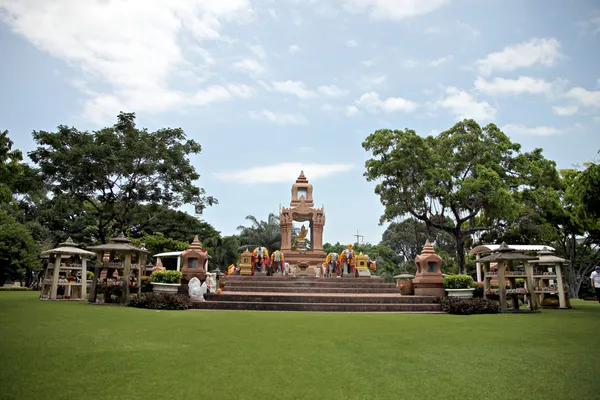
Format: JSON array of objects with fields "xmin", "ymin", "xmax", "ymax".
[
  {"xmin": 363, "ymin": 119, "xmax": 559, "ymax": 273},
  {"xmin": 28, "ymin": 112, "xmax": 216, "ymax": 243},
  {"xmin": 0, "ymin": 130, "xmax": 25, "ymax": 204},
  {"xmin": 0, "ymin": 211, "xmax": 39, "ymax": 286},
  {"xmin": 127, "ymin": 203, "xmax": 220, "ymax": 243}
]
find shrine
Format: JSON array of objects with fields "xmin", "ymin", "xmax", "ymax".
[{"xmin": 280, "ymin": 171, "xmax": 326, "ymax": 272}]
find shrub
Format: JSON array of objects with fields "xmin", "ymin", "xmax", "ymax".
[
  {"xmin": 0, "ymin": 286, "xmax": 31, "ymax": 291},
  {"xmin": 86, "ymin": 271, "xmax": 94, "ymax": 280},
  {"xmin": 140, "ymin": 276, "xmax": 153, "ymax": 293},
  {"xmin": 150, "ymin": 270, "xmax": 182, "ymax": 284},
  {"xmin": 472, "ymin": 282, "xmax": 484, "ymax": 298},
  {"xmin": 128, "ymin": 292, "xmax": 191, "ymax": 310},
  {"xmin": 439, "ymin": 297, "xmax": 500, "ymax": 315},
  {"xmin": 444, "ymin": 274, "xmax": 475, "ymax": 289}
]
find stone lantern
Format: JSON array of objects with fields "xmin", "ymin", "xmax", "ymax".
[{"xmin": 413, "ymin": 240, "xmax": 445, "ymax": 297}]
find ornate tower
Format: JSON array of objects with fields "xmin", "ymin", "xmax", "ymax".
[{"xmin": 280, "ymin": 171, "xmax": 326, "ymax": 270}]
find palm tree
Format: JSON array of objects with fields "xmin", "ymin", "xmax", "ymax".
[
  {"xmin": 237, "ymin": 213, "xmax": 282, "ymax": 253},
  {"xmin": 203, "ymin": 236, "xmax": 240, "ymax": 271}
]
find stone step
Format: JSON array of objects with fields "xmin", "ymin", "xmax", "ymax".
[
  {"xmin": 224, "ymin": 276, "xmax": 383, "ymax": 283},
  {"xmin": 225, "ymin": 281, "xmax": 396, "ymax": 289},
  {"xmin": 190, "ymin": 301, "xmax": 442, "ymax": 312},
  {"xmin": 206, "ymin": 292, "xmax": 436, "ymax": 304},
  {"xmin": 224, "ymin": 286, "xmax": 402, "ymax": 294}
]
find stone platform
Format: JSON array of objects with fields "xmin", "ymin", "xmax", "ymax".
[{"xmin": 191, "ymin": 276, "xmax": 442, "ymax": 312}]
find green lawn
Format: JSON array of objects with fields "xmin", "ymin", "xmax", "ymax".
[{"xmin": 1, "ymin": 292, "xmax": 599, "ymax": 400}]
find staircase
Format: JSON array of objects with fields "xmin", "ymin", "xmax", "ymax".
[{"xmin": 191, "ymin": 276, "xmax": 442, "ymax": 312}]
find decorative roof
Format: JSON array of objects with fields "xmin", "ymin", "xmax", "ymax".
[
  {"xmin": 471, "ymin": 244, "xmax": 555, "ymax": 255},
  {"xmin": 420, "ymin": 240, "xmax": 435, "ymax": 255},
  {"xmin": 528, "ymin": 247, "xmax": 569, "ymax": 264},
  {"xmin": 477, "ymin": 242, "xmax": 538, "ymax": 263},
  {"xmin": 41, "ymin": 237, "xmax": 95, "ymax": 257},
  {"xmin": 86, "ymin": 232, "xmax": 149, "ymax": 253},
  {"xmin": 296, "ymin": 170, "xmax": 308, "ymax": 184}
]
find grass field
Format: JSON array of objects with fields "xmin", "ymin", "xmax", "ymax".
[{"xmin": 1, "ymin": 292, "xmax": 599, "ymax": 400}]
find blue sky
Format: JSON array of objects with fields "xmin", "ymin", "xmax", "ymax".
[{"xmin": 1, "ymin": 0, "xmax": 599, "ymax": 246}]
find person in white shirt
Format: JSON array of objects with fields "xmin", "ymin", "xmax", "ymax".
[{"xmin": 591, "ymin": 266, "xmax": 600, "ymax": 303}]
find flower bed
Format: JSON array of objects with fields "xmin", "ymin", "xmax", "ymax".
[{"xmin": 439, "ymin": 297, "xmax": 501, "ymax": 315}]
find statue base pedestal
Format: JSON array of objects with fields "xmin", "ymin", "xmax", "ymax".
[
  {"xmin": 239, "ymin": 264, "xmax": 252, "ymax": 276},
  {"xmin": 282, "ymin": 249, "xmax": 326, "ymax": 274}
]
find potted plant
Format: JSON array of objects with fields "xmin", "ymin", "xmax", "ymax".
[
  {"xmin": 150, "ymin": 270, "xmax": 182, "ymax": 293},
  {"xmin": 444, "ymin": 274, "xmax": 476, "ymax": 298}
]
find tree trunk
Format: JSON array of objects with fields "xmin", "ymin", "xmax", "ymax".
[{"xmin": 455, "ymin": 232, "xmax": 466, "ymax": 275}]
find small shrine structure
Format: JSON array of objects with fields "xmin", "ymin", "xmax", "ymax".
[
  {"xmin": 86, "ymin": 233, "xmax": 149, "ymax": 304},
  {"xmin": 413, "ymin": 240, "xmax": 445, "ymax": 297},
  {"xmin": 528, "ymin": 247, "xmax": 569, "ymax": 309},
  {"xmin": 280, "ymin": 171, "xmax": 326, "ymax": 272},
  {"xmin": 40, "ymin": 237, "xmax": 95, "ymax": 300},
  {"xmin": 239, "ymin": 249, "xmax": 253, "ymax": 276},
  {"xmin": 180, "ymin": 235, "xmax": 209, "ymax": 284},
  {"xmin": 478, "ymin": 242, "xmax": 539, "ymax": 312}
]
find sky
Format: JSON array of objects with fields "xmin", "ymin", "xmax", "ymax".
[{"xmin": 1, "ymin": 0, "xmax": 599, "ymax": 246}]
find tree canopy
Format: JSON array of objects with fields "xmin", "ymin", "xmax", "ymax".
[
  {"xmin": 362, "ymin": 119, "xmax": 560, "ymax": 273},
  {"xmin": 28, "ymin": 112, "xmax": 216, "ymax": 243}
]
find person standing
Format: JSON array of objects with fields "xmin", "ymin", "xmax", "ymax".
[{"xmin": 591, "ymin": 266, "xmax": 600, "ymax": 303}]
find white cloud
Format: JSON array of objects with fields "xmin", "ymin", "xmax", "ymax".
[
  {"xmin": 577, "ymin": 16, "xmax": 600, "ymax": 36},
  {"xmin": 502, "ymin": 124, "xmax": 564, "ymax": 136},
  {"xmin": 437, "ymin": 87, "xmax": 497, "ymax": 121},
  {"xmin": 359, "ymin": 75, "xmax": 387, "ymax": 88},
  {"xmin": 342, "ymin": 0, "xmax": 450, "ymax": 21},
  {"xmin": 320, "ymin": 103, "xmax": 335, "ymax": 112},
  {"xmin": 346, "ymin": 105, "xmax": 361, "ymax": 116},
  {"xmin": 474, "ymin": 76, "xmax": 555, "ymax": 95},
  {"xmin": 298, "ymin": 146, "xmax": 314, "ymax": 152},
  {"xmin": 271, "ymin": 80, "xmax": 317, "ymax": 99},
  {"xmin": 0, "ymin": 0, "xmax": 255, "ymax": 124},
  {"xmin": 345, "ymin": 39, "xmax": 359, "ymax": 48},
  {"xmin": 476, "ymin": 38, "xmax": 561, "ymax": 76},
  {"xmin": 232, "ymin": 59, "xmax": 265, "ymax": 74},
  {"xmin": 456, "ymin": 20, "xmax": 480, "ymax": 36},
  {"xmin": 249, "ymin": 44, "xmax": 267, "ymax": 60},
  {"xmin": 361, "ymin": 60, "xmax": 374, "ymax": 67},
  {"xmin": 430, "ymin": 55, "xmax": 453, "ymax": 67},
  {"xmin": 552, "ymin": 105, "xmax": 579, "ymax": 116},
  {"xmin": 317, "ymin": 85, "xmax": 349, "ymax": 97},
  {"xmin": 214, "ymin": 162, "xmax": 353, "ymax": 183},
  {"xmin": 401, "ymin": 59, "xmax": 419, "ymax": 68},
  {"xmin": 564, "ymin": 87, "xmax": 600, "ymax": 108},
  {"xmin": 248, "ymin": 109, "xmax": 307, "ymax": 125},
  {"xmin": 355, "ymin": 92, "xmax": 418, "ymax": 113},
  {"xmin": 288, "ymin": 44, "xmax": 301, "ymax": 54}
]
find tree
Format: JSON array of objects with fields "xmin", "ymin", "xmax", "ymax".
[
  {"xmin": 130, "ymin": 233, "xmax": 188, "ymax": 258},
  {"xmin": 577, "ymin": 157, "xmax": 600, "ymax": 220},
  {"xmin": 553, "ymin": 168, "xmax": 600, "ymax": 298},
  {"xmin": 28, "ymin": 112, "xmax": 216, "ymax": 243},
  {"xmin": 0, "ymin": 130, "xmax": 24, "ymax": 204},
  {"xmin": 237, "ymin": 213, "xmax": 281, "ymax": 253},
  {"xmin": 127, "ymin": 204, "xmax": 220, "ymax": 243},
  {"xmin": 362, "ymin": 119, "xmax": 558, "ymax": 273},
  {"xmin": 0, "ymin": 211, "xmax": 39, "ymax": 286},
  {"xmin": 203, "ymin": 236, "xmax": 240, "ymax": 271}
]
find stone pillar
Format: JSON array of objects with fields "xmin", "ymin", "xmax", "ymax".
[
  {"xmin": 476, "ymin": 253, "xmax": 482, "ymax": 283},
  {"xmin": 81, "ymin": 257, "xmax": 87, "ymax": 300},
  {"xmin": 122, "ymin": 252, "xmax": 132, "ymax": 304},
  {"xmin": 281, "ymin": 223, "xmax": 292, "ymax": 251},
  {"xmin": 312, "ymin": 224, "xmax": 324, "ymax": 251},
  {"xmin": 50, "ymin": 255, "xmax": 61, "ymax": 300},
  {"xmin": 555, "ymin": 262, "xmax": 567, "ymax": 309}
]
